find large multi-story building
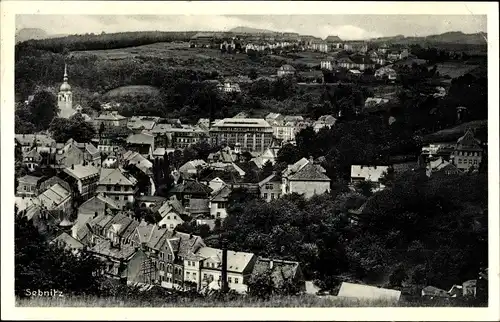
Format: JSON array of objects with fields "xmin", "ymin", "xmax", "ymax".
[
  {"xmin": 451, "ymin": 129, "xmax": 483, "ymax": 171},
  {"xmin": 96, "ymin": 167, "xmax": 138, "ymax": 208},
  {"xmin": 210, "ymin": 118, "xmax": 273, "ymax": 153}
]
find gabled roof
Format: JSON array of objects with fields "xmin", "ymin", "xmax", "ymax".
[
  {"xmin": 63, "ymin": 164, "xmax": 99, "ymax": 180},
  {"xmin": 258, "ymin": 173, "xmax": 280, "ymax": 187},
  {"xmin": 210, "ymin": 184, "xmax": 232, "ymax": 202},
  {"xmin": 23, "ymin": 148, "xmax": 42, "ymax": 160},
  {"xmin": 350, "ymin": 165, "xmax": 389, "ymax": 182},
  {"xmin": 288, "ymin": 163, "xmax": 330, "ymax": 181},
  {"xmin": 89, "ymin": 238, "xmax": 137, "ymax": 260},
  {"xmin": 16, "ymin": 134, "xmax": 55, "ymax": 146},
  {"xmin": 96, "ymin": 111, "xmax": 127, "ymax": 121},
  {"xmin": 122, "ymin": 151, "xmax": 153, "ymax": 174},
  {"xmin": 195, "ymin": 247, "xmax": 255, "ymax": 273},
  {"xmin": 78, "ymin": 193, "xmax": 120, "ymax": 213},
  {"xmin": 18, "ymin": 175, "xmax": 41, "ymax": 185},
  {"xmin": 38, "ymin": 183, "xmax": 71, "ymax": 210},
  {"xmin": 103, "ymin": 212, "xmax": 139, "ymax": 237},
  {"xmin": 251, "ymin": 257, "xmax": 301, "ymax": 286},
  {"xmin": 157, "ymin": 198, "xmax": 188, "ymax": 218},
  {"xmin": 126, "ymin": 133, "xmax": 155, "ymax": 145},
  {"xmin": 266, "ymin": 112, "xmax": 282, "ymax": 120},
  {"xmin": 169, "ymin": 180, "xmax": 213, "ymax": 196},
  {"xmin": 52, "ymin": 232, "xmax": 84, "ymax": 250},
  {"xmin": 282, "ymin": 157, "xmax": 310, "ymax": 177},
  {"xmin": 179, "ymin": 160, "xmax": 208, "ymax": 173},
  {"xmin": 456, "ymin": 129, "xmax": 482, "ymax": 151},
  {"xmin": 99, "ymin": 167, "xmax": 138, "ymax": 186},
  {"xmin": 279, "ymin": 64, "xmax": 296, "ymax": 71}
]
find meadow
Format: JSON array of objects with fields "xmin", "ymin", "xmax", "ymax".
[{"xmin": 16, "ymin": 294, "xmax": 474, "ymax": 308}]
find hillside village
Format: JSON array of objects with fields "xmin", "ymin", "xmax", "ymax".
[{"xmin": 14, "ymin": 29, "xmax": 488, "ymax": 303}]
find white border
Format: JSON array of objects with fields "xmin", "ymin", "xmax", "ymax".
[{"xmin": 1, "ymin": 2, "xmax": 499, "ymax": 321}]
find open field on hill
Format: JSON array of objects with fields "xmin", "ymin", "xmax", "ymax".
[
  {"xmin": 423, "ymin": 120, "xmax": 487, "ymax": 143},
  {"xmin": 104, "ymin": 85, "xmax": 161, "ymax": 98},
  {"xmin": 433, "ymin": 63, "xmax": 481, "ymax": 79},
  {"xmin": 16, "ymin": 295, "xmax": 477, "ymax": 308}
]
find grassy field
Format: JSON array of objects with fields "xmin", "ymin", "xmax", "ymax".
[
  {"xmin": 433, "ymin": 63, "xmax": 481, "ymax": 79},
  {"xmin": 104, "ymin": 85, "xmax": 161, "ymax": 98},
  {"xmin": 423, "ymin": 120, "xmax": 487, "ymax": 143},
  {"xmin": 16, "ymin": 294, "xmax": 479, "ymax": 308}
]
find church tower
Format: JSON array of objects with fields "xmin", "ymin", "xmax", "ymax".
[{"xmin": 57, "ymin": 64, "xmax": 73, "ymax": 118}]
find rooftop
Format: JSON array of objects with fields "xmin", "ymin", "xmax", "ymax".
[{"xmin": 63, "ymin": 164, "xmax": 99, "ymax": 180}]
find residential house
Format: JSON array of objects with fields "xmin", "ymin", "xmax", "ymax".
[
  {"xmin": 269, "ymin": 120, "xmax": 296, "ymax": 143},
  {"xmin": 97, "ymin": 167, "xmax": 139, "ymax": 209},
  {"xmin": 126, "ymin": 133, "xmax": 155, "ymax": 158},
  {"xmin": 277, "ymin": 64, "xmax": 296, "ymax": 78},
  {"xmin": 23, "ymin": 148, "xmax": 42, "ymax": 171},
  {"xmin": 153, "ymin": 148, "xmax": 166, "ymax": 159},
  {"xmin": 387, "ymin": 49, "xmax": 409, "ymax": 61},
  {"xmin": 168, "ymin": 180, "xmax": 213, "ymax": 217},
  {"xmin": 369, "ymin": 51, "xmax": 386, "ymax": 65},
  {"xmin": 102, "ymin": 155, "xmax": 119, "ymax": 168},
  {"xmin": 51, "ymin": 232, "xmax": 84, "ymax": 253},
  {"xmin": 252, "ymin": 147, "xmax": 279, "ymax": 166},
  {"xmin": 62, "ymin": 164, "xmax": 100, "ymax": 200},
  {"xmin": 209, "ymin": 162, "xmax": 246, "ymax": 178},
  {"xmin": 197, "ymin": 118, "xmax": 211, "ymax": 131},
  {"xmin": 16, "ymin": 175, "xmax": 41, "ymax": 196},
  {"xmin": 179, "ymin": 160, "xmax": 208, "ymax": 179},
  {"xmin": 136, "ymin": 195, "xmax": 167, "ymax": 209},
  {"xmin": 205, "ymin": 177, "xmax": 226, "ymax": 192},
  {"xmin": 258, "ymin": 173, "xmax": 282, "ymax": 202},
  {"xmin": 55, "ymin": 139, "xmax": 101, "ymax": 168},
  {"xmin": 337, "ymin": 57, "xmax": 356, "ymax": 69},
  {"xmin": 251, "ymin": 257, "xmax": 306, "ymax": 293},
  {"xmin": 313, "ymin": 115, "xmax": 336, "ymax": 132},
  {"xmin": 73, "ymin": 193, "xmax": 120, "ymax": 240},
  {"xmin": 365, "ymin": 97, "xmax": 390, "ymax": 109},
  {"xmin": 350, "ymin": 165, "xmax": 389, "ymax": 191},
  {"xmin": 15, "ymin": 134, "xmax": 56, "ymax": 153},
  {"xmin": 160, "ymin": 231, "xmax": 206, "ymax": 289},
  {"xmin": 97, "ymin": 138, "xmax": 122, "ymax": 154},
  {"xmin": 309, "ymin": 39, "xmax": 328, "ymax": 53},
  {"xmin": 196, "ymin": 247, "xmax": 257, "ymax": 294},
  {"xmin": 283, "ymin": 115, "xmax": 304, "ymax": 124},
  {"xmin": 38, "ymin": 183, "xmax": 73, "ymax": 214},
  {"xmin": 170, "ymin": 126, "xmax": 208, "ymax": 150},
  {"xmin": 350, "ymin": 54, "xmax": 375, "ymax": 71},
  {"xmin": 281, "ymin": 157, "xmax": 331, "ymax": 199},
  {"xmin": 374, "ymin": 66, "xmax": 397, "ymax": 80},
  {"xmin": 209, "ymin": 184, "xmax": 232, "ymax": 219},
  {"xmin": 156, "ymin": 197, "xmax": 188, "ymax": 230},
  {"xmin": 127, "ymin": 116, "xmax": 160, "ymax": 133},
  {"xmin": 94, "ymin": 111, "xmax": 128, "ymax": 129},
  {"xmin": 265, "ymin": 113, "xmax": 285, "ymax": 125},
  {"xmin": 451, "ymin": 128, "xmax": 483, "ymax": 172},
  {"xmin": 210, "ymin": 118, "xmax": 273, "ymax": 153},
  {"xmin": 217, "ymin": 81, "xmax": 241, "ymax": 93},
  {"xmin": 320, "ymin": 59, "xmax": 334, "ymax": 71},
  {"xmin": 207, "ymin": 146, "xmax": 239, "ymax": 164},
  {"xmin": 426, "ymin": 157, "xmax": 462, "ymax": 177},
  {"xmin": 122, "ymin": 151, "xmax": 153, "ymax": 176}
]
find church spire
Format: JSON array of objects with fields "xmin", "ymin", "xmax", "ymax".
[{"xmin": 63, "ymin": 63, "xmax": 68, "ymax": 82}]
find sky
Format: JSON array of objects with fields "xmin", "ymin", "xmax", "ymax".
[{"xmin": 16, "ymin": 14, "xmax": 487, "ymax": 40}]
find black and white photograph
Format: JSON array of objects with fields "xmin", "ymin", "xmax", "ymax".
[{"xmin": 1, "ymin": 1, "xmax": 499, "ymax": 320}]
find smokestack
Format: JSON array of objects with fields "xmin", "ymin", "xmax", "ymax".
[{"xmin": 221, "ymin": 239, "xmax": 229, "ymax": 294}]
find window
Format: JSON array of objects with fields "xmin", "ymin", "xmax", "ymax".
[
  {"xmin": 228, "ymin": 277, "xmax": 232, "ymax": 283},
  {"xmin": 174, "ymin": 215, "xmax": 177, "ymax": 219},
  {"xmin": 219, "ymin": 203, "xmax": 225, "ymax": 209},
  {"xmin": 235, "ymin": 278, "xmax": 239, "ymax": 284},
  {"xmin": 263, "ymin": 193, "xmax": 268, "ymax": 199},
  {"xmin": 167, "ymin": 216, "xmax": 170, "ymax": 219},
  {"xmin": 193, "ymin": 272, "xmax": 196, "ymax": 279},
  {"xmin": 115, "ymin": 196, "xmax": 119, "ymax": 200},
  {"xmin": 271, "ymin": 193, "xmax": 275, "ymax": 200},
  {"xmin": 203, "ymin": 273, "xmax": 207, "ymax": 280},
  {"xmin": 114, "ymin": 185, "xmax": 120, "ymax": 191},
  {"xmin": 265, "ymin": 184, "xmax": 273, "ymax": 190},
  {"xmin": 216, "ymin": 212, "xmax": 221, "ymax": 218},
  {"xmin": 474, "ymin": 160, "xmax": 478, "ymax": 165},
  {"xmin": 186, "ymin": 272, "xmax": 191, "ymax": 278},
  {"xmin": 469, "ymin": 160, "xmax": 473, "ymax": 165}
]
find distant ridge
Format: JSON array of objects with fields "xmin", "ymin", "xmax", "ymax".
[
  {"xmin": 367, "ymin": 31, "xmax": 487, "ymax": 45},
  {"xmin": 15, "ymin": 28, "xmax": 68, "ymax": 43},
  {"xmin": 228, "ymin": 26, "xmax": 278, "ymax": 34}
]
